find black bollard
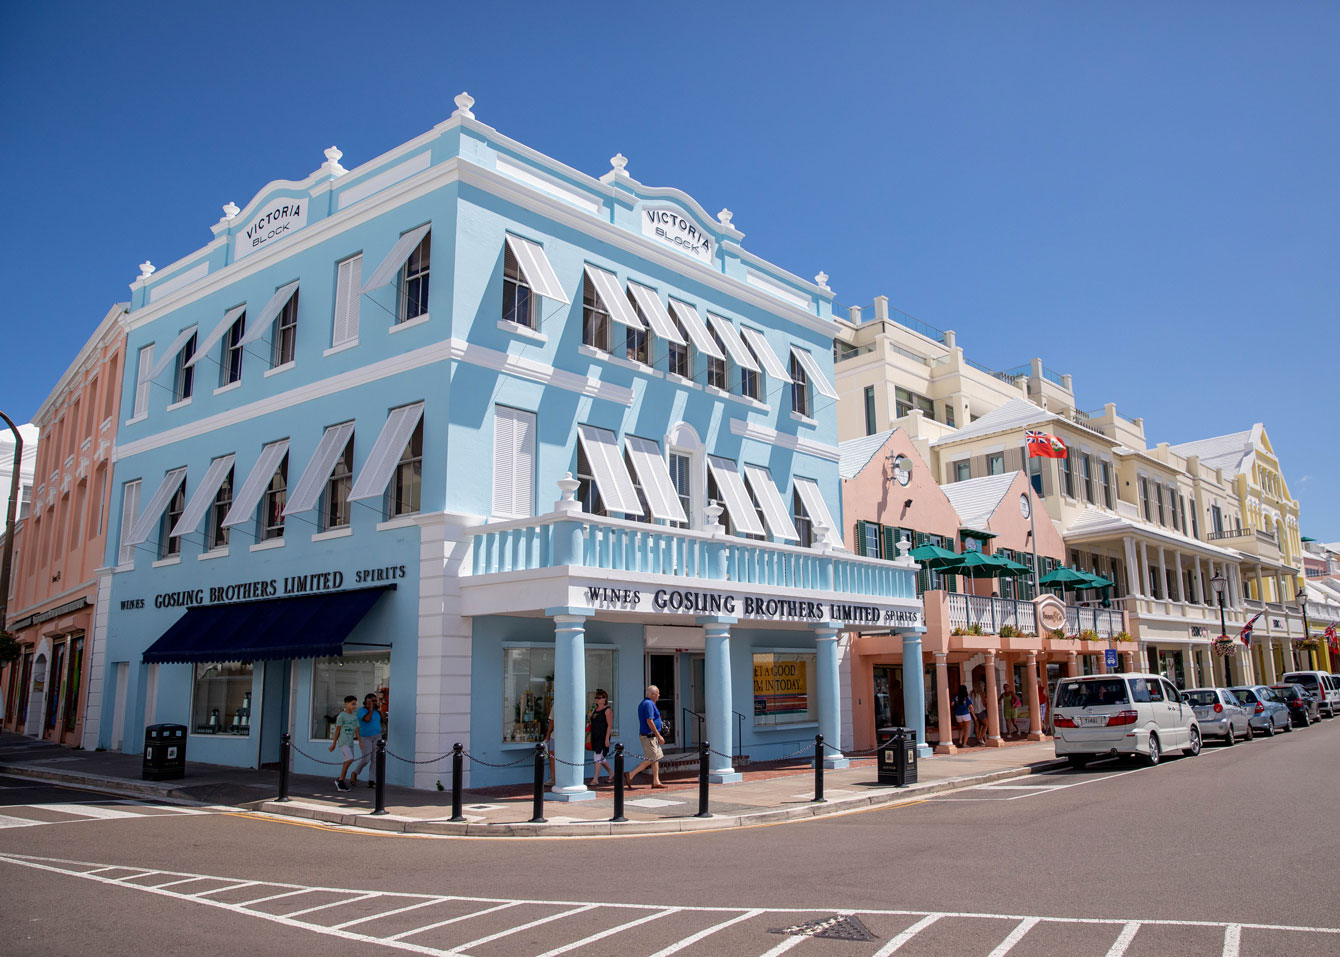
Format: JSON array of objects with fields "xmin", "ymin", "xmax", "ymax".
[
  {"xmin": 449, "ymin": 743, "xmax": 465, "ymax": 823},
  {"xmin": 529, "ymin": 743, "xmax": 547, "ymax": 824},
  {"xmin": 695, "ymin": 740, "xmax": 711, "ymax": 818},
  {"xmin": 813, "ymin": 734, "xmax": 825, "ymax": 803},
  {"xmin": 370, "ymin": 738, "xmax": 388, "ymax": 815},
  {"xmin": 610, "ymin": 743, "xmax": 627, "ymax": 823},
  {"xmin": 276, "ymin": 732, "xmax": 292, "ymax": 802}
]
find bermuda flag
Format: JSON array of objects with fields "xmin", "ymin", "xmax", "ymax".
[
  {"xmin": 1239, "ymin": 612, "xmax": 1263, "ymax": 647},
  {"xmin": 1025, "ymin": 429, "xmax": 1068, "ymax": 459}
]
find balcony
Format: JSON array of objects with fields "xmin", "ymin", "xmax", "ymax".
[
  {"xmin": 940, "ymin": 593, "xmax": 1126, "ymax": 641},
  {"xmin": 1206, "ymin": 527, "xmax": 1276, "ymax": 546}
]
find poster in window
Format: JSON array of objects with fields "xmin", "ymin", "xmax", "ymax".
[{"xmin": 753, "ymin": 653, "xmax": 816, "ymax": 727}]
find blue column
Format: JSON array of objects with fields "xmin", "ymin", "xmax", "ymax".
[
  {"xmin": 546, "ymin": 606, "xmax": 595, "ymax": 802},
  {"xmin": 901, "ymin": 628, "xmax": 932, "ymax": 757},
  {"xmin": 699, "ymin": 615, "xmax": 741, "ymax": 783},
  {"xmin": 814, "ymin": 623, "xmax": 849, "ymax": 769}
]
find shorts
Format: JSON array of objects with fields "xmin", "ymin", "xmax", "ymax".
[
  {"xmin": 954, "ymin": 714, "xmax": 971, "ymax": 724},
  {"xmin": 641, "ymin": 735, "xmax": 664, "ymax": 762},
  {"xmin": 339, "ymin": 744, "xmax": 357, "ymax": 761},
  {"xmin": 592, "ymin": 748, "xmax": 610, "ymax": 766}
]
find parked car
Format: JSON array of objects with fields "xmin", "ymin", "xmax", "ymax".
[
  {"xmin": 1052, "ymin": 673, "xmax": 1201, "ymax": 768},
  {"xmin": 1229, "ymin": 685, "xmax": 1293, "ymax": 736},
  {"xmin": 1182, "ymin": 688, "xmax": 1252, "ymax": 744},
  {"xmin": 1280, "ymin": 671, "xmax": 1339, "ymax": 719},
  {"xmin": 1270, "ymin": 683, "xmax": 1321, "ymax": 727}
]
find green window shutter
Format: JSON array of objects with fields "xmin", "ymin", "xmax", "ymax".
[
  {"xmin": 881, "ymin": 525, "xmax": 899, "ymax": 560},
  {"xmin": 854, "ymin": 520, "xmax": 870, "ymax": 556}
]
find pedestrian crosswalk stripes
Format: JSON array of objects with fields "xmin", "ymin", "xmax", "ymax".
[
  {"xmin": 0, "ymin": 800, "xmax": 222, "ymax": 827},
  {"xmin": 1, "ymin": 853, "xmax": 1337, "ymax": 956}
]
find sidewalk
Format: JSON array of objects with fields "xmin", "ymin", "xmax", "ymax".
[{"xmin": 0, "ymin": 732, "xmax": 1065, "ymax": 837}]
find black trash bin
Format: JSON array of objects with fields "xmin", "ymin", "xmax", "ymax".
[
  {"xmin": 876, "ymin": 727, "xmax": 918, "ymax": 787},
  {"xmin": 143, "ymin": 723, "xmax": 187, "ymax": 781}
]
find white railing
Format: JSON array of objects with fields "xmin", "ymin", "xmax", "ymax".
[{"xmin": 945, "ymin": 593, "xmax": 1037, "ymax": 634}]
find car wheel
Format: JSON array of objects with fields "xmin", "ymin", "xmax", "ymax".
[
  {"xmin": 1223, "ymin": 726, "xmax": 1235, "ymax": 746},
  {"xmin": 1244, "ymin": 723, "xmax": 1254, "ymax": 741},
  {"xmin": 1183, "ymin": 727, "xmax": 1201, "ymax": 757},
  {"xmin": 1286, "ymin": 716, "xmax": 1295, "ymax": 732},
  {"xmin": 1302, "ymin": 713, "xmax": 1311, "ymax": 727},
  {"xmin": 1264, "ymin": 720, "xmax": 1275, "ymax": 737},
  {"xmin": 1067, "ymin": 755, "xmax": 1090, "ymax": 770},
  {"xmin": 1146, "ymin": 733, "xmax": 1161, "ymax": 766}
]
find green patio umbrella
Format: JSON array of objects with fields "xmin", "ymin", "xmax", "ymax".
[
  {"xmin": 909, "ymin": 543, "xmax": 961, "ymax": 568},
  {"xmin": 1038, "ymin": 566, "xmax": 1094, "ymax": 587},
  {"xmin": 1075, "ymin": 572, "xmax": 1114, "ymax": 590},
  {"xmin": 993, "ymin": 555, "xmax": 1034, "ymax": 578},
  {"xmin": 946, "ymin": 550, "xmax": 1013, "ymax": 578}
]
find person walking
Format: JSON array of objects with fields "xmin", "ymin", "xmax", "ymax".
[
  {"xmin": 349, "ymin": 693, "xmax": 381, "ymax": 789},
  {"xmin": 587, "ymin": 689, "xmax": 613, "ymax": 787},
  {"xmin": 952, "ymin": 684, "xmax": 973, "ymax": 748},
  {"xmin": 1001, "ymin": 683, "xmax": 1018, "ymax": 741},
  {"xmin": 329, "ymin": 695, "xmax": 360, "ymax": 791},
  {"xmin": 626, "ymin": 685, "xmax": 665, "ymax": 789},
  {"xmin": 971, "ymin": 680, "xmax": 987, "ymax": 744}
]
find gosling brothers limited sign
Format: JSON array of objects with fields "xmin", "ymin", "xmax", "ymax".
[
  {"xmin": 642, "ymin": 207, "xmax": 714, "ymax": 264},
  {"xmin": 582, "ymin": 585, "xmax": 924, "ymax": 628},
  {"xmin": 234, "ymin": 197, "xmax": 308, "ymax": 259}
]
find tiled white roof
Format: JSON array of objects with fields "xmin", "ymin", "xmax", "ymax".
[
  {"xmin": 940, "ymin": 472, "xmax": 1021, "ymax": 529},
  {"xmin": 1168, "ymin": 426, "xmax": 1259, "ymax": 476},
  {"xmin": 838, "ymin": 429, "xmax": 896, "ymax": 480},
  {"xmin": 931, "ymin": 398, "xmax": 1057, "ymax": 446}
]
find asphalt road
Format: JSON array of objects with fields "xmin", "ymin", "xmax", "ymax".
[{"xmin": 3, "ymin": 718, "xmax": 1338, "ymax": 956}]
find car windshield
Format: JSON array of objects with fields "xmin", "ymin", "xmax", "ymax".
[
  {"xmin": 1271, "ymin": 687, "xmax": 1297, "ymax": 700},
  {"xmin": 1231, "ymin": 688, "xmax": 1257, "ymax": 703},
  {"xmin": 1056, "ymin": 679, "xmax": 1128, "ymax": 708},
  {"xmin": 1286, "ymin": 675, "xmax": 1320, "ymax": 691},
  {"xmin": 1183, "ymin": 690, "xmax": 1218, "ymax": 706}
]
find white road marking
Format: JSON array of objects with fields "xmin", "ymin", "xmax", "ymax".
[
  {"xmin": 1223, "ymin": 923, "xmax": 1242, "ymax": 957},
  {"xmin": 1105, "ymin": 921, "xmax": 1140, "ymax": 956},
  {"xmin": 978, "ymin": 784, "xmax": 1070, "ymax": 790},
  {"xmin": 452, "ymin": 903, "xmax": 597, "ymax": 950},
  {"xmin": 758, "ymin": 934, "xmax": 809, "ymax": 956},
  {"xmin": 283, "ymin": 892, "xmax": 380, "ymax": 918},
  {"xmin": 0, "ymin": 813, "xmax": 42, "ymax": 828},
  {"xmin": 987, "ymin": 916, "xmax": 1039, "ymax": 956},
  {"xmin": 41, "ymin": 803, "xmax": 144, "ymax": 820},
  {"xmin": 872, "ymin": 914, "xmax": 942, "ymax": 955},
  {"xmin": 533, "ymin": 907, "xmax": 677, "ymax": 957},
  {"xmin": 238, "ymin": 887, "xmax": 322, "ymax": 907},
  {"xmin": 645, "ymin": 908, "xmax": 765, "ymax": 957},
  {"xmin": 331, "ymin": 896, "xmax": 439, "ymax": 929},
  {"xmin": 194, "ymin": 880, "xmax": 261, "ymax": 897},
  {"xmin": 384, "ymin": 901, "xmax": 521, "ymax": 941}
]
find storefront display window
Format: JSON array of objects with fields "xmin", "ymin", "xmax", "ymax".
[
  {"xmin": 192, "ymin": 662, "xmax": 254, "ymax": 735},
  {"xmin": 310, "ymin": 654, "xmax": 391, "ymax": 740},
  {"xmin": 502, "ymin": 646, "xmax": 616, "ymax": 743},
  {"xmin": 753, "ymin": 652, "xmax": 817, "ymax": 728}
]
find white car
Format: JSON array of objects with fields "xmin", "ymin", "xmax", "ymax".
[
  {"xmin": 1052, "ymin": 673, "xmax": 1202, "ymax": 769},
  {"xmin": 1280, "ymin": 672, "xmax": 1339, "ymax": 718}
]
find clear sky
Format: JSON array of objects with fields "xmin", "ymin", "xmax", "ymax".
[{"xmin": 2, "ymin": 2, "xmax": 1336, "ymax": 537}]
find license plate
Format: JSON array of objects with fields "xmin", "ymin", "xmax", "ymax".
[
  {"xmin": 1077, "ymin": 715, "xmax": 1107, "ymax": 727},
  {"xmin": 1193, "ymin": 708, "xmax": 1211, "ymax": 718}
]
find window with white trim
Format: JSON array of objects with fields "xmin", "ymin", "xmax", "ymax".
[
  {"xmin": 668, "ymin": 452, "xmax": 691, "ymax": 530},
  {"xmin": 706, "ymin": 333, "xmax": 728, "ymax": 390},
  {"xmin": 221, "ymin": 312, "xmax": 245, "ymax": 386},
  {"xmin": 1080, "ymin": 453, "xmax": 1094, "ymax": 503},
  {"xmin": 160, "ymin": 483, "xmax": 186, "ymax": 558},
  {"xmin": 118, "ymin": 479, "xmax": 141, "ymax": 564},
  {"xmin": 987, "ymin": 453, "xmax": 1004, "ymax": 476},
  {"xmin": 332, "ymin": 254, "xmax": 362, "ymax": 346},
  {"xmin": 133, "ymin": 346, "xmax": 153, "ymax": 418},
  {"xmin": 575, "ymin": 443, "xmax": 606, "ymax": 516},
  {"xmin": 322, "ymin": 436, "xmax": 354, "ymax": 531},
  {"xmin": 789, "ymin": 354, "xmax": 810, "ymax": 416},
  {"xmin": 398, "ymin": 232, "xmax": 431, "ymax": 323},
  {"xmin": 386, "ymin": 419, "xmax": 422, "ymax": 517},
  {"xmin": 1100, "ymin": 460, "xmax": 1113, "ymax": 508},
  {"xmin": 173, "ymin": 333, "xmax": 196, "ymax": 402},
  {"xmin": 260, "ymin": 454, "xmax": 288, "ymax": 542},
  {"xmin": 953, "ymin": 460, "xmax": 971, "ymax": 482},
  {"xmin": 208, "ymin": 468, "xmax": 233, "ymax": 550},
  {"xmin": 502, "ymin": 243, "xmax": 534, "ymax": 329},
  {"xmin": 582, "ymin": 274, "xmax": 610, "ymax": 351},
  {"xmin": 792, "ymin": 487, "xmax": 813, "ymax": 547},
  {"xmin": 271, "ymin": 289, "xmax": 298, "ymax": 367},
  {"xmin": 667, "ymin": 313, "xmax": 691, "ymax": 379}
]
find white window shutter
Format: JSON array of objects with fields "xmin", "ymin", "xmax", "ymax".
[
  {"xmin": 133, "ymin": 346, "xmax": 154, "ymax": 418},
  {"xmin": 333, "ymin": 255, "xmax": 362, "ymax": 346},
  {"xmin": 118, "ymin": 479, "xmax": 141, "ymax": 564},
  {"xmin": 493, "ymin": 406, "xmax": 535, "ymax": 517},
  {"xmin": 348, "ymin": 403, "xmax": 424, "ymax": 502}
]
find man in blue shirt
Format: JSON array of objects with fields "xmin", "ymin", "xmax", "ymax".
[
  {"xmin": 349, "ymin": 693, "xmax": 382, "ymax": 789},
  {"xmin": 626, "ymin": 685, "xmax": 665, "ymax": 789}
]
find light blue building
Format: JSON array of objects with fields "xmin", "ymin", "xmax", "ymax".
[{"xmin": 94, "ymin": 94, "xmax": 922, "ymax": 794}]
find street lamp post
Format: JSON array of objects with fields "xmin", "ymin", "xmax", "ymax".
[
  {"xmin": 1297, "ymin": 588, "xmax": 1312, "ymax": 669},
  {"xmin": 0, "ymin": 410, "xmax": 24, "ymax": 632},
  {"xmin": 1211, "ymin": 572, "xmax": 1229, "ymax": 684}
]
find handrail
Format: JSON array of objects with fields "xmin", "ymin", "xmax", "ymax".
[{"xmin": 682, "ymin": 707, "xmax": 705, "ymax": 748}]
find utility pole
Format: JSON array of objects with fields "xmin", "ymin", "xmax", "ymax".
[{"xmin": 0, "ymin": 410, "xmax": 23, "ymax": 631}]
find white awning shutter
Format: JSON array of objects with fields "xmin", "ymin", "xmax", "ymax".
[
  {"xmin": 222, "ymin": 440, "xmax": 290, "ymax": 528},
  {"xmin": 706, "ymin": 457, "xmax": 765, "ymax": 535},
  {"xmin": 147, "ymin": 326, "xmax": 199, "ymax": 380},
  {"xmin": 575, "ymin": 425, "xmax": 643, "ymax": 516},
  {"xmin": 794, "ymin": 477, "xmax": 843, "ymax": 546},
  {"xmin": 170, "ymin": 454, "xmax": 235, "ymax": 538},
  {"xmin": 284, "ymin": 422, "xmax": 355, "ymax": 516},
  {"xmin": 626, "ymin": 437, "xmax": 688, "ymax": 523},
  {"xmin": 739, "ymin": 327, "xmax": 793, "ymax": 383},
  {"xmin": 493, "ymin": 406, "xmax": 536, "ymax": 518},
  {"xmin": 332, "ymin": 256, "xmax": 362, "ymax": 346},
  {"xmin": 187, "ymin": 304, "xmax": 246, "ymax": 368},
  {"xmin": 583, "ymin": 265, "xmax": 643, "ymax": 329},
  {"xmin": 626, "ymin": 283, "xmax": 685, "ymax": 344},
  {"xmin": 123, "ymin": 468, "xmax": 189, "ymax": 546},
  {"xmin": 790, "ymin": 347, "xmax": 839, "ymax": 400},
  {"xmin": 117, "ymin": 480, "xmax": 141, "ymax": 564},
  {"xmin": 668, "ymin": 301, "xmax": 725, "ymax": 360},
  {"xmin": 702, "ymin": 312, "xmax": 755, "ymax": 368},
  {"xmin": 362, "ymin": 224, "xmax": 431, "ymax": 294},
  {"xmin": 504, "ymin": 235, "xmax": 570, "ymax": 304},
  {"xmin": 239, "ymin": 281, "xmax": 300, "ymax": 347},
  {"xmin": 742, "ymin": 466, "xmax": 799, "ymax": 541},
  {"xmin": 348, "ymin": 403, "xmax": 424, "ymax": 502}
]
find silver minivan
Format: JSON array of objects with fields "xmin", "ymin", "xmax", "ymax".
[
  {"xmin": 1280, "ymin": 671, "xmax": 1339, "ymax": 718},
  {"xmin": 1052, "ymin": 673, "xmax": 1202, "ymax": 768}
]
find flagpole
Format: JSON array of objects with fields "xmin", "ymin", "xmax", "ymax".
[{"xmin": 1024, "ymin": 440, "xmax": 1040, "ymax": 600}]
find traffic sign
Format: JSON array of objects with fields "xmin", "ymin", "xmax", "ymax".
[{"xmin": 1104, "ymin": 649, "xmax": 1119, "ymax": 669}]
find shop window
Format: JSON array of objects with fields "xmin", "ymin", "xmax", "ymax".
[
  {"xmin": 502, "ymin": 243, "xmax": 533, "ymax": 329},
  {"xmin": 271, "ymin": 290, "xmax": 299, "ymax": 367},
  {"xmin": 208, "ymin": 468, "xmax": 233, "ymax": 550},
  {"xmin": 502, "ymin": 646, "xmax": 616, "ymax": 743},
  {"xmin": 260, "ymin": 454, "xmax": 288, "ymax": 541},
  {"xmin": 789, "ymin": 355, "xmax": 810, "ymax": 417},
  {"xmin": 582, "ymin": 275, "xmax": 610, "ymax": 352},
  {"xmin": 173, "ymin": 332, "xmax": 196, "ymax": 402},
  {"xmin": 323, "ymin": 437, "xmax": 354, "ymax": 530},
  {"xmin": 752, "ymin": 652, "xmax": 818, "ymax": 728},
  {"xmin": 191, "ymin": 662, "xmax": 254, "ymax": 735},
  {"xmin": 310, "ymin": 654, "xmax": 390, "ymax": 740},
  {"xmin": 160, "ymin": 483, "xmax": 186, "ymax": 558},
  {"xmin": 221, "ymin": 312, "xmax": 246, "ymax": 386},
  {"xmin": 386, "ymin": 419, "xmax": 423, "ymax": 517},
  {"xmin": 398, "ymin": 232, "xmax": 431, "ymax": 323}
]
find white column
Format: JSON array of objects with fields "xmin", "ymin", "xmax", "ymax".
[
  {"xmin": 701, "ymin": 616, "xmax": 741, "ymax": 783},
  {"xmin": 1139, "ymin": 541, "xmax": 1151, "ymax": 597},
  {"xmin": 1194, "ymin": 557, "xmax": 1205, "ymax": 605},
  {"xmin": 1174, "ymin": 552, "xmax": 1185, "ymax": 604},
  {"xmin": 1158, "ymin": 546, "xmax": 1169, "ymax": 601},
  {"xmin": 548, "ymin": 609, "xmax": 594, "ymax": 802},
  {"xmin": 1123, "ymin": 538, "xmax": 1140, "ymax": 597},
  {"xmin": 815, "ymin": 623, "xmax": 849, "ymax": 768},
  {"xmin": 1227, "ymin": 565, "xmax": 1241, "ymax": 609},
  {"xmin": 902, "ymin": 630, "xmax": 932, "ymax": 757}
]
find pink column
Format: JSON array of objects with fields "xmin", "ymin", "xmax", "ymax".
[
  {"xmin": 934, "ymin": 653, "xmax": 955, "ymax": 754},
  {"xmin": 1025, "ymin": 652, "xmax": 1045, "ymax": 741},
  {"xmin": 983, "ymin": 651, "xmax": 1003, "ymax": 747}
]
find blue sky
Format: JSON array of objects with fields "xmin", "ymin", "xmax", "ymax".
[{"xmin": 2, "ymin": 2, "xmax": 1336, "ymax": 536}]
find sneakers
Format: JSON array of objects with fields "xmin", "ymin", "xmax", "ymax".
[
  {"xmin": 367, "ymin": 780, "xmax": 376, "ymax": 789},
  {"xmin": 334, "ymin": 778, "xmax": 350, "ymax": 791}
]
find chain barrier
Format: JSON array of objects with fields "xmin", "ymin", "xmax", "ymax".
[
  {"xmin": 458, "ymin": 750, "xmax": 535, "ymax": 769},
  {"xmin": 385, "ymin": 748, "xmax": 455, "ymax": 766},
  {"xmin": 289, "ymin": 743, "xmax": 350, "ymax": 766}
]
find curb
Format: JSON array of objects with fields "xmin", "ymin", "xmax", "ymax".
[
  {"xmin": 248, "ymin": 758, "xmax": 1070, "ymax": 837},
  {"xmin": 0, "ymin": 762, "xmax": 196, "ymax": 803}
]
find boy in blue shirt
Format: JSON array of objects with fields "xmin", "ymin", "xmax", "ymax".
[{"xmin": 329, "ymin": 695, "xmax": 360, "ymax": 791}]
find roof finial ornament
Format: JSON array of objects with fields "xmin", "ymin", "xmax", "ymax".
[
  {"xmin": 322, "ymin": 146, "xmax": 346, "ymax": 175},
  {"xmin": 453, "ymin": 91, "xmax": 475, "ymax": 119},
  {"xmin": 610, "ymin": 152, "xmax": 628, "ymax": 175},
  {"xmin": 221, "ymin": 201, "xmax": 239, "ymax": 220},
  {"xmin": 138, "ymin": 261, "xmax": 155, "ymax": 280},
  {"xmin": 717, "ymin": 208, "xmax": 733, "ymax": 227},
  {"xmin": 815, "ymin": 271, "xmax": 830, "ymax": 290}
]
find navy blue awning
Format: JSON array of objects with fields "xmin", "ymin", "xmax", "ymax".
[{"xmin": 141, "ymin": 586, "xmax": 394, "ymax": 664}]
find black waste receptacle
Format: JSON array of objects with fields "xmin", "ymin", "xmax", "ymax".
[
  {"xmin": 143, "ymin": 724, "xmax": 187, "ymax": 781},
  {"xmin": 876, "ymin": 727, "xmax": 918, "ymax": 787}
]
